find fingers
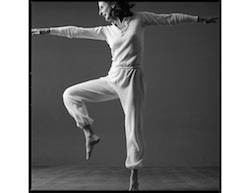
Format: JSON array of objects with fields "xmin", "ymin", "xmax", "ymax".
[
  {"xmin": 205, "ymin": 17, "xmax": 219, "ymax": 24},
  {"xmin": 210, "ymin": 17, "xmax": 219, "ymax": 23}
]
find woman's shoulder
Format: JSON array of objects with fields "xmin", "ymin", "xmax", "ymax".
[
  {"xmin": 134, "ymin": 11, "xmax": 154, "ymax": 19},
  {"xmin": 134, "ymin": 12, "xmax": 143, "ymax": 17},
  {"xmin": 132, "ymin": 12, "xmax": 145, "ymax": 20}
]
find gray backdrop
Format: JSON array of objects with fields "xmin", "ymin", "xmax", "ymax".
[{"xmin": 31, "ymin": 2, "xmax": 220, "ymax": 167}]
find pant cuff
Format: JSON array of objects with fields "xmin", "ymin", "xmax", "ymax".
[{"xmin": 125, "ymin": 160, "xmax": 143, "ymax": 169}]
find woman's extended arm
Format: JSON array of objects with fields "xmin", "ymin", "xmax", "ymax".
[
  {"xmin": 139, "ymin": 11, "xmax": 218, "ymax": 26},
  {"xmin": 31, "ymin": 26, "xmax": 107, "ymax": 41}
]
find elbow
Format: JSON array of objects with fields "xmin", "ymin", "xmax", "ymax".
[
  {"xmin": 66, "ymin": 26, "xmax": 77, "ymax": 38},
  {"xmin": 170, "ymin": 13, "xmax": 182, "ymax": 25}
]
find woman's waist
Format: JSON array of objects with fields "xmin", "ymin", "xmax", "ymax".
[
  {"xmin": 110, "ymin": 62, "xmax": 142, "ymax": 69},
  {"xmin": 108, "ymin": 62, "xmax": 142, "ymax": 77}
]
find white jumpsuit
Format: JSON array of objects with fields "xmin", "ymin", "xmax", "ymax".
[{"xmin": 50, "ymin": 12, "xmax": 198, "ymax": 169}]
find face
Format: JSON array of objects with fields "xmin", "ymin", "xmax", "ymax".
[{"xmin": 98, "ymin": 1, "xmax": 113, "ymax": 22}]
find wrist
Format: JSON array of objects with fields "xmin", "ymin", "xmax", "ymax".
[
  {"xmin": 40, "ymin": 28, "xmax": 50, "ymax": 35},
  {"xmin": 197, "ymin": 17, "xmax": 205, "ymax": 23}
]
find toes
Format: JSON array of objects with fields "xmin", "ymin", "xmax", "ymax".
[{"xmin": 86, "ymin": 152, "xmax": 91, "ymax": 160}]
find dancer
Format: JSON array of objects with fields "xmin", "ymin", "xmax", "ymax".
[{"xmin": 32, "ymin": 1, "xmax": 218, "ymax": 191}]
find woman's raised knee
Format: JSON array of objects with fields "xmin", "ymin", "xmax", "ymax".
[{"xmin": 62, "ymin": 87, "xmax": 73, "ymax": 101}]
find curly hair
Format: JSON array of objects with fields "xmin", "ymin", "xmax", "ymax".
[{"xmin": 109, "ymin": 1, "xmax": 136, "ymax": 19}]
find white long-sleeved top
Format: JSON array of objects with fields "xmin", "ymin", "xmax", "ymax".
[{"xmin": 50, "ymin": 12, "xmax": 198, "ymax": 68}]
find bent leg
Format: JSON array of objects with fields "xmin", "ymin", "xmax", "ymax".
[{"xmin": 63, "ymin": 77, "xmax": 118, "ymax": 160}]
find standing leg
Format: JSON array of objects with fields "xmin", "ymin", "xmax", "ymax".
[
  {"xmin": 63, "ymin": 77, "xmax": 118, "ymax": 160},
  {"xmin": 116, "ymin": 68, "xmax": 145, "ymax": 190}
]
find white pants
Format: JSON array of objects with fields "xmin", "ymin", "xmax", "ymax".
[{"xmin": 63, "ymin": 64, "xmax": 145, "ymax": 169}]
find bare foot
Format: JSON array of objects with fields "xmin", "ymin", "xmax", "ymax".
[
  {"xmin": 129, "ymin": 169, "xmax": 139, "ymax": 191},
  {"xmin": 129, "ymin": 182, "xmax": 139, "ymax": 191},
  {"xmin": 85, "ymin": 134, "xmax": 100, "ymax": 160}
]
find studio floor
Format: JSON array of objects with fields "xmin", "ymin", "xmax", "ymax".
[{"xmin": 31, "ymin": 165, "xmax": 220, "ymax": 191}]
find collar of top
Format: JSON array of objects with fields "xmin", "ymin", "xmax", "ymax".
[{"xmin": 111, "ymin": 16, "xmax": 132, "ymax": 30}]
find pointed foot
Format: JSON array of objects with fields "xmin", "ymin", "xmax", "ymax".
[{"xmin": 85, "ymin": 135, "xmax": 100, "ymax": 160}]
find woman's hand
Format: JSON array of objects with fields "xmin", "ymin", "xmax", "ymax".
[
  {"xmin": 198, "ymin": 17, "xmax": 219, "ymax": 24},
  {"xmin": 31, "ymin": 28, "xmax": 50, "ymax": 35}
]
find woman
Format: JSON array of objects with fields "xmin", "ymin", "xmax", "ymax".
[{"xmin": 32, "ymin": 1, "xmax": 218, "ymax": 191}]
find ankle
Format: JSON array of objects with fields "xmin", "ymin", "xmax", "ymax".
[
  {"xmin": 130, "ymin": 169, "xmax": 139, "ymax": 184},
  {"xmin": 82, "ymin": 125, "xmax": 94, "ymax": 138}
]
